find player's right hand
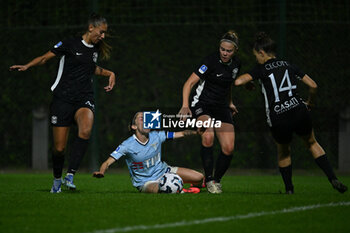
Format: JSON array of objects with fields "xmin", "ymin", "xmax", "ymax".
[
  {"xmin": 92, "ymin": 172, "xmax": 104, "ymax": 178},
  {"xmin": 9, "ymin": 65, "xmax": 28, "ymax": 71},
  {"xmin": 178, "ymin": 107, "xmax": 192, "ymax": 120}
]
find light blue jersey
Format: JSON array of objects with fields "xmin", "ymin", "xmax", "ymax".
[{"xmin": 110, "ymin": 131, "xmax": 174, "ymax": 188}]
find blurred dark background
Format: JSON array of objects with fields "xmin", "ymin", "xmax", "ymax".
[{"xmin": 1, "ymin": 0, "xmax": 349, "ymax": 171}]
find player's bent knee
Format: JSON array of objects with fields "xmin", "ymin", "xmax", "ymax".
[
  {"xmin": 190, "ymin": 169, "xmax": 204, "ymax": 181},
  {"xmin": 196, "ymin": 172, "xmax": 205, "ymax": 182},
  {"xmin": 53, "ymin": 146, "xmax": 66, "ymax": 154},
  {"xmin": 222, "ymin": 145, "xmax": 234, "ymax": 155},
  {"xmin": 78, "ymin": 130, "xmax": 92, "ymax": 140},
  {"xmin": 201, "ymin": 134, "xmax": 214, "ymax": 147}
]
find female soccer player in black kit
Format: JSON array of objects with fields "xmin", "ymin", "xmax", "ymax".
[
  {"xmin": 178, "ymin": 30, "xmax": 241, "ymax": 193},
  {"xmin": 235, "ymin": 32, "xmax": 347, "ymax": 194},
  {"xmin": 10, "ymin": 14, "xmax": 116, "ymax": 193}
]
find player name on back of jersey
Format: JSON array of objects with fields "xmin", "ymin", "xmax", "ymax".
[{"xmin": 265, "ymin": 60, "xmax": 289, "ymax": 70}]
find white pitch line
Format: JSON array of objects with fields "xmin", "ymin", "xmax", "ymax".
[{"xmin": 90, "ymin": 202, "xmax": 350, "ymax": 233}]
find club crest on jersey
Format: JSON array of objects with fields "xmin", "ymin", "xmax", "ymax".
[
  {"xmin": 151, "ymin": 143, "xmax": 158, "ymax": 150},
  {"xmin": 198, "ymin": 65, "xmax": 208, "ymax": 74},
  {"xmin": 93, "ymin": 52, "xmax": 98, "ymax": 63},
  {"xmin": 232, "ymin": 68, "xmax": 238, "ymax": 79},
  {"xmin": 54, "ymin": 41, "xmax": 62, "ymax": 48}
]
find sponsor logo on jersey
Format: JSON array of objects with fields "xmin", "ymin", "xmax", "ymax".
[
  {"xmin": 216, "ymin": 73, "xmax": 224, "ymax": 77},
  {"xmin": 93, "ymin": 52, "xmax": 98, "ymax": 63},
  {"xmin": 51, "ymin": 116, "xmax": 57, "ymax": 124},
  {"xmin": 115, "ymin": 146, "xmax": 120, "ymax": 152},
  {"xmin": 54, "ymin": 41, "xmax": 62, "ymax": 48},
  {"xmin": 274, "ymin": 97, "xmax": 299, "ymax": 114},
  {"xmin": 144, "ymin": 153, "xmax": 161, "ymax": 168},
  {"xmin": 232, "ymin": 68, "xmax": 239, "ymax": 79},
  {"xmin": 198, "ymin": 65, "xmax": 208, "ymax": 74},
  {"xmin": 143, "ymin": 110, "xmax": 161, "ymax": 129},
  {"xmin": 131, "ymin": 162, "xmax": 144, "ymax": 170},
  {"xmin": 76, "ymin": 52, "xmax": 83, "ymax": 56}
]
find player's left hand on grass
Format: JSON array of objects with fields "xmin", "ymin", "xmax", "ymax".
[{"xmin": 93, "ymin": 172, "xmax": 104, "ymax": 178}]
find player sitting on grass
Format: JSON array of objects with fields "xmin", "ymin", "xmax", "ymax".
[{"xmin": 93, "ymin": 112, "xmax": 204, "ymax": 193}]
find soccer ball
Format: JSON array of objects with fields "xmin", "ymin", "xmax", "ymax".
[{"xmin": 159, "ymin": 173, "xmax": 183, "ymax": 193}]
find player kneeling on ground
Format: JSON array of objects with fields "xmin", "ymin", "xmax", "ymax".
[{"xmin": 93, "ymin": 112, "xmax": 204, "ymax": 193}]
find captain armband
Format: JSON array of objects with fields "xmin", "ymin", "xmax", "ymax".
[{"xmin": 166, "ymin": 132, "xmax": 174, "ymax": 140}]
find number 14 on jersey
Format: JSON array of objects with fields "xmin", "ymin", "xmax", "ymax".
[{"xmin": 268, "ymin": 69, "xmax": 296, "ymax": 103}]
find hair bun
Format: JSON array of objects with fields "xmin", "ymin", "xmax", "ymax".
[
  {"xmin": 256, "ymin": 32, "xmax": 268, "ymax": 41},
  {"xmin": 221, "ymin": 30, "xmax": 239, "ymax": 48},
  {"xmin": 89, "ymin": 12, "xmax": 98, "ymax": 18}
]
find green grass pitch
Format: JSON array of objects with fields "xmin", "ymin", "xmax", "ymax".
[{"xmin": 0, "ymin": 173, "xmax": 349, "ymax": 233}]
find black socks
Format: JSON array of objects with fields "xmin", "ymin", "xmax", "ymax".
[
  {"xmin": 315, "ymin": 154, "xmax": 337, "ymax": 182},
  {"xmin": 52, "ymin": 150, "xmax": 65, "ymax": 179},
  {"xmin": 200, "ymin": 145, "xmax": 214, "ymax": 182},
  {"xmin": 67, "ymin": 137, "xmax": 89, "ymax": 174},
  {"xmin": 214, "ymin": 151, "xmax": 233, "ymax": 183},
  {"xmin": 200, "ymin": 145, "xmax": 233, "ymax": 183},
  {"xmin": 279, "ymin": 165, "xmax": 294, "ymax": 193}
]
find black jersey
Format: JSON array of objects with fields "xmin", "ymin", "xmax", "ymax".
[
  {"xmin": 191, "ymin": 52, "xmax": 241, "ymax": 107},
  {"xmin": 248, "ymin": 58, "xmax": 305, "ymax": 126},
  {"xmin": 50, "ymin": 37, "xmax": 99, "ymax": 103}
]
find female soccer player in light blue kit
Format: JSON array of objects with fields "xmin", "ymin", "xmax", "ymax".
[{"xmin": 93, "ymin": 112, "xmax": 204, "ymax": 193}]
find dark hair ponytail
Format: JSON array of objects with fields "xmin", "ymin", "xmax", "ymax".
[
  {"xmin": 253, "ymin": 32, "xmax": 276, "ymax": 55},
  {"xmin": 88, "ymin": 13, "xmax": 111, "ymax": 60}
]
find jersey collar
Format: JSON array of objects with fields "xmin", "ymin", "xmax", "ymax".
[
  {"xmin": 81, "ymin": 39, "xmax": 94, "ymax": 48},
  {"xmin": 218, "ymin": 52, "xmax": 233, "ymax": 66},
  {"xmin": 219, "ymin": 58, "xmax": 232, "ymax": 66},
  {"xmin": 133, "ymin": 134, "xmax": 149, "ymax": 146}
]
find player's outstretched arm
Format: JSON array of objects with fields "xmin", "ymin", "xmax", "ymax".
[
  {"xmin": 95, "ymin": 66, "xmax": 116, "ymax": 92},
  {"xmin": 173, "ymin": 130, "xmax": 197, "ymax": 139},
  {"xmin": 9, "ymin": 51, "xmax": 56, "ymax": 71},
  {"xmin": 93, "ymin": 156, "xmax": 116, "ymax": 178},
  {"xmin": 234, "ymin": 73, "xmax": 253, "ymax": 86}
]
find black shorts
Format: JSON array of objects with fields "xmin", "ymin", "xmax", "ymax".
[
  {"xmin": 270, "ymin": 105, "xmax": 312, "ymax": 144},
  {"xmin": 50, "ymin": 97, "xmax": 95, "ymax": 126},
  {"xmin": 191, "ymin": 103, "xmax": 234, "ymax": 125}
]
